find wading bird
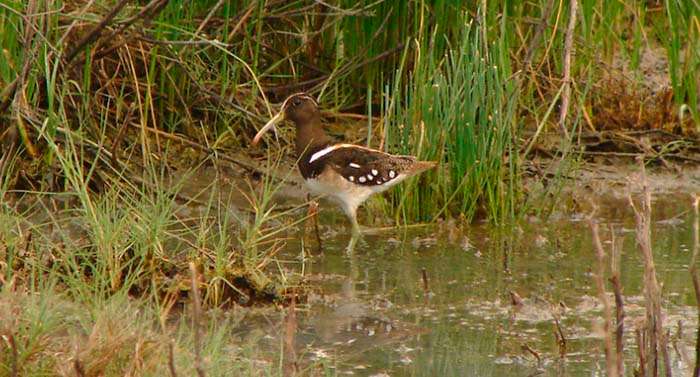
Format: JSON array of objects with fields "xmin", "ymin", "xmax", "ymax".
[{"xmin": 252, "ymin": 93, "xmax": 435, "ymax": 250}]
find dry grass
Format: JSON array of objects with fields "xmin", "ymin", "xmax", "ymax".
[
  {"xmin": 1, "ymin": 2, "xmax": 699, "ymax": 375},
  {"xmin": 586, "ymin": 160, "xmax": 699, "ymax": 376},
  {"xmin": 0, "ymin": 288, "xmax": 165, "ymax": 377},
  {"xmin": 628, "ymin": 158, "xmax": 672, "ymax": 377},
  {"xmin": 591, "ymin": 77, "xmax": 691, "ymax": 135}
]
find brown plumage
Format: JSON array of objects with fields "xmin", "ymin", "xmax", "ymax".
[{"xmin": 253, "ymin": 93, "xmax": 436, "ymax": 246}]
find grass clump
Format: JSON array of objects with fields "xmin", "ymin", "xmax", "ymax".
[
  {"xmin": 1, "ymin": 0, "xmax": 699, "ymax": 223},
  {"xmin": 0, "ymin": 285, "xmax": 299, "ymax": 376},
  {"xmin": 0, "ymin": 0, "xmax": 699, "ymax": 375},
  {"xmin": 378, "ymin": 14, "xmax": 518, "ymax": 224},
  {"xmin": 0, "ymin": 142, "xmax": 315, "ymax": 375}
]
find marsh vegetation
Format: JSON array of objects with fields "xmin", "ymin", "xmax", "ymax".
[{"xmin": 1, "ymin": 0, "xmax": 699, "ymax": 376}]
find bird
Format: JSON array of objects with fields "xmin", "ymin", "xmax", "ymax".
[{"xmin": 252, "ymin": 92, "xmax": 436, "ymax": 250}]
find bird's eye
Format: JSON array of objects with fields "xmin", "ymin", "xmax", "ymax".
[{"xmin": 291, "ymin": 97, "xmax": 301, "ymax": 106}]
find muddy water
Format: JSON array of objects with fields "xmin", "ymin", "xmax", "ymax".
[{"xmin": 248, "ymin": 193, "xmax": 698, "ymax": 376}]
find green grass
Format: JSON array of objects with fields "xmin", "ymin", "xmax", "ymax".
[
  {"xmin": 376, "ymin": 13, "xmax": 519, "ymax": 223},
  {"xmin": 1, "ymin": 0, "xmax": 698, "ymax": 213},
  {"xmin": 0, "ymin": 125, "xmax": 314, "ymax": 375},
  {"xmin": 1, "ymin": 1, "xmax": 699, "ymax": 374},
  {"xmin": 663, "ymin": 0, "xmax": 700, "ymax": 125},
  {"xmin": 0, "ymin": 282, "xmax": 328, "ymax": 376}
]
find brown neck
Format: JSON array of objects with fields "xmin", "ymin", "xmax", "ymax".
[{"xmin": 295, "ymin": 116, "xmax": 331, "ymax": 157}]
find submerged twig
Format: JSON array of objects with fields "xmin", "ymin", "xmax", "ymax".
[
  {"xmin": 637, "ymin": 327, "xmax": 647, "ymax": 377},
  {"xmin": 628, "ymin": 157, "xmax": 672, "ymax": 377},
  {"xmin": 553, "ymin": 315, "xmax": 567, "ymax": 358},
  {"xmin": 589, "ymin": 217, "xmax": 618, "ymax": 377},
  {"xmin": 609, "ymin": 226, "xmax": 625, "ymax": 377},
  {"xmin": 510, "ymin": 290, "xmax": 524, "ymax": 309},
  {"xmin": 673, "ymin": 320, "xmax": 691, "ymax": 368},
  {"xmin": 690, "ymin": 195, "xmax": 700, "ymax": 377},
  {"xmin": 283, "ymin": 295, "xmax": 298, "ymax": 376},
  {"xmin": 547, "ymin": 301, "xmax": 568, "ymax": 360},
  {"xmin": 421, "ymin": 268, "xmax": 430, "ymax": 301},
  {"xmin": 522, "ymin": 343, "xmax": 542, "ymax": 365}
]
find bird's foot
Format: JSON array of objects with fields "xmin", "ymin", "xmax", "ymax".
[
  {"xmin": 345, "ymin": 235, "xmax": 359, "ymax": 253},
  {"xmin": 345, "ymin": 222, "xmax": 363, "ymax": 253}
]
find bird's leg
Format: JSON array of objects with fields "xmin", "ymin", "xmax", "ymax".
[
  {"xmin": 346, "ymin": 226, "xmax": 360, "ymax": 253},
  {"xmin": 344, "ymin": 204, "xmax": 362, "ymax": 253},
  {"xmin": 305, "ymin": 194, "xmax": 323, "ymax": 253},
  {"xmin": 351, "ymin": 215, "xmax": 361, "ymax": 237}
]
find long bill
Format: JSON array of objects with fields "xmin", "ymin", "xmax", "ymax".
[{"xmin": 252, "ymin": 111, "xmax": 285, "ymax": 145}]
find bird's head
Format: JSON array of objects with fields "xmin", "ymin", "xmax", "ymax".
[{"xmin": 252, "ymin": 93, "xmax": 319, "ymax": 145}]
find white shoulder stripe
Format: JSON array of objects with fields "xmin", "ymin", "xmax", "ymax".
[
  {"xmin": 309, "ymin": 144, "xmax": 351, "ymax": 163},
  {"xmin": 308, "ymin": 143, "xmax": 390, "ymax": 163}
]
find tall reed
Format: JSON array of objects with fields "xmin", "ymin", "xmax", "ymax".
[
  {"xmin": 664, "ymin": 0, "xmax": 700, "ymax": 126},
  {"xmin": 1, "ymin": 0, "xmax": 698, "ymax": 222},
  {"xmin": 380, "ymin": 12, "xmax": 519, "ymax": 224}
]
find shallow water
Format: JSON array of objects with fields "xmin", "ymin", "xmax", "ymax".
[{"xmin": 245, "ymin": 193, "xmax": 698, "ymax": 376}]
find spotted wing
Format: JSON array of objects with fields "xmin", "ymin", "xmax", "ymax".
[{"xmin": 321, "ymin": 146, "xmax": 417, "ymax": 186}]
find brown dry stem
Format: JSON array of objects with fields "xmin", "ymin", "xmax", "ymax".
[
  {"xmin": 189, "ymin": 263, "xmax": 206, "ymax": 377},
  {"xmin": 421, "ymin": 268, "xmax": 430, "ymax": 296},
  {"xmin": 283, "ymin": 296, "xmax": 298, "ymax": 376},
  {"xmin": 589, "ymin": 217, "xmax": 618, "ymax": 377},
  {"xmin": 62, "ymin": 0, "xmax": 130, "ymax": 65},
  {"xmin": 168, "ymin": 342, "xmax": 178, "ymax": 377},
  {"xmin": 609, "ymin": 226, "xmax": 625, "ymax": 377},
  {"xmin": 628, "ymin": 157, "xmax": 672, "ymax": 377},
  {"xmin": 637, "ymin": 327, "xmax": 647, "ymax": 377},
  {"xmin": 553, "ymin": 314, "xmax": 568, "ymax": 358},
  {"xmin": 690, "ymin": 195, "xmax": 700, "ymax": 377}
]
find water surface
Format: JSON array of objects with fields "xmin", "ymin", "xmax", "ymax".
[{"xmin": 246, "ymin": 192, "xmax": 698, "ymax": 376}]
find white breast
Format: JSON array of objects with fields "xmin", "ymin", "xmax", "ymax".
[
  {"xmin": 305, "ymin": 169, "xmax": 376, "ymax": 216},
  {"xmin": 304, "ymin": 177, "xmax": 339, "ymax": 197}
]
